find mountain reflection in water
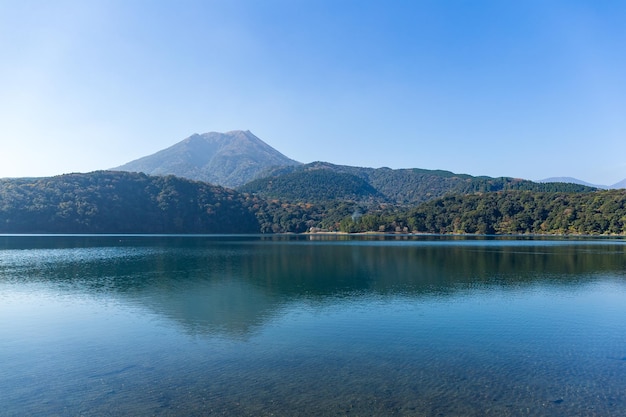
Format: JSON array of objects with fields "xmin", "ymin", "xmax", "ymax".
[{"xmin": 2, "ymin": 235, "xmax": 625, "ymax": 338}]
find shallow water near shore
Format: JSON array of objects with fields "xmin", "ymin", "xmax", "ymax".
[{"xmin": 1, "ymin": 234, "xmax": 626, "ymax": 416}]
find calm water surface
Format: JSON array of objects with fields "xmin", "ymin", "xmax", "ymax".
[{"xmin": 1, "ymin": 235, "xmax": 625, "ymax": 416}]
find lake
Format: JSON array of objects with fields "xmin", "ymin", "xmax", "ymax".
[{"xmin": 1, "ymin": 234, "xmax": 625, "ymax": 416}]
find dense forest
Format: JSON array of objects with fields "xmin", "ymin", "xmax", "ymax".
[
  {"xmin": 339, "ymin": 190, "xmax": 626, "ymax": 235},
  {"xmin": 243, "ymin": 161, "xmax": 596, "ymax": 205},
  {"xmin": 0, "ymin": 171, "xmax": 259, "ymax": 233},
  {"xmin": 238, "ymin": 169, "xmax": 384, "ymax": 203},
  {"xmin": 1, "ymin": 171, "xmax": 625, "ymax": 235}
]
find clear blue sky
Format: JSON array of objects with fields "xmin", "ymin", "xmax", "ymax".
[{"xmin": 2, "ymin": 0, "xmax": 625, "ymax": 185}]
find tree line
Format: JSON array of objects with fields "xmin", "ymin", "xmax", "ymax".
[
  {"xmin": 1, "ymin": 171, "xmax": 624, "ymax": 235},
  {"xmin": 339, "ymin": 190, "xmax": 626, "ymax": 235}
]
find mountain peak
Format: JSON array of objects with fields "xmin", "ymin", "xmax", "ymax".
[{"xmin": 112, "ymin": 131, "xmax": 301, "ymax": 188}]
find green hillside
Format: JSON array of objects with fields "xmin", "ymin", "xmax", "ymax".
[
  {"xmin": 339, "ymin": 190, "xmax": 626, "ymax": 235},
  {"xmin": 238, "ymin": 168, "xmax": 384, "ymax": 203},
  {"xmin": 0, "ymin": 171, "xmax": 259, "ymax": 233},
  {"xmin": 244, "ymin": 161, "xmax": 595, "ymax": 205}
]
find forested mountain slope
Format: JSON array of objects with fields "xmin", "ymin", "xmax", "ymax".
[
  {"xmin": 238, "ymin": 169, "xmax": 385, "ymax": 203},
  {"xmin": 244, "ymin": 161, "xmax": 596, "ymax": 205},
  {"xmin": 0, "ymin": 171, "xmax": 259, "ymax": 233}
]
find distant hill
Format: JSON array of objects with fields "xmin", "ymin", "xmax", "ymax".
[
  {"xmin": 112, "ymin": 130, "xmax": 301, "ymax": 188},
  {"xmin": 610, "ymin": 178, "xmax": 626, "ymax": 189},
  {"xmin": 538, "ymin": 176, "xmax": 626, "ymax": 190},
  {"xmin": 0, "ymin": 171, "xmax": 259, "ymax": 233},
  {"xmin": 241, "ymin": 162, "xmax": 597, "ymax": 205},
  {"xmin": 539, "ymin": 177, "xmax": 608, "ymax": 189}
]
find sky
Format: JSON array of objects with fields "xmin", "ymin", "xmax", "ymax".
[{"xmin": 1, "ymin": 0, "xmax": 625, "ymax": 185}]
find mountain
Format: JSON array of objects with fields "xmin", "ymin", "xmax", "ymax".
[
  {"xmin": 242, "ymin": 162, "xmax": 597, "ymax": 205},
  {"xmin": 538, "ymin": 177, "xmax": 608, "ymax": 189},
  {"xmin": 112, "ymin": 130, "xmax": 301, "ymax": 188}
]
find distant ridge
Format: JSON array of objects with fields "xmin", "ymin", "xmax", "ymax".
[
  {"xmin": 112, "ymin": 130, "xmax": 301, "ymax": 188},
  {"xmin": 539, "ymin": 177, "xmax": 606, "ymax": 189},
  {"xmin": 539, "ymin": 176, "xmax": 626, "ymax": 190},
  {"xmin": 610, "ymin": 178, "xmax": 626, "ymax": 189}
]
